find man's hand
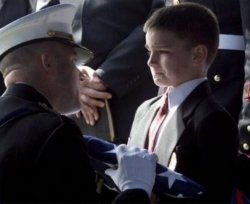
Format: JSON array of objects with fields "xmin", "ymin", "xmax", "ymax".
[
  {"xmin": 77, "ymin": 66, "xmax": 112, "ymax": 125},
  {"xmin": 105, "ymin": 144, "xmax": 158, "ymax": 197}
]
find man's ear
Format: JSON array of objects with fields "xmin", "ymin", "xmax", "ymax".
[
  {"xmin": 40, "ymin": 53, "xmax": 52, "ymax": 73},
  {"xmin": 192, "ymin": 45, "xmax": 208, "ymax": 66}
]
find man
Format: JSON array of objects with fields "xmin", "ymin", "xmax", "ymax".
[
  {"xmin": 0, "ymin": 4, "xmax": 158, "ymax": 203},
  {"xmin": 128, "ymin": 3, "xmax": 239, "ymax": 202}
]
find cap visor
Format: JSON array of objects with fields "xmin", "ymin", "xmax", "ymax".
[{"xmin": 74, "ymin": 45, "xmax": 94, "ymax": 66}]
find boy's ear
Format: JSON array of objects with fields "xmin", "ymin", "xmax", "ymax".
[{"xmin": 192, "ymin": 45, "xmax": 208, "ymax": 65}]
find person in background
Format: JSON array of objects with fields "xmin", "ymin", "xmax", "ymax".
[
  {"xmin": 236, "ymin": 0, "xmax": 250, "ymax": 201},
  {"xmin": 77, "ymin": 0, "xmax": 164, "ymax": 144},
  {"xmin": 0, "ymin": 4, "xmax": 158, "ymax": 203},
  {"xmin": 127, "ymin": 3, "xmax": 239, "ymax": 202},
  {"xmin": 0, "ymin": 0, "xmax": 36, "ymax": 95}
]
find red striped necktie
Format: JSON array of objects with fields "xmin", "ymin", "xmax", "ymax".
[{"xmin": 148, "ymin": 95, "xmax": 169, "ymax": 152}]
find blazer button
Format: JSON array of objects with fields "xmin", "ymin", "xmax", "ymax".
[
  {"xmin": 82, "ymin": 18, "xmax": 90, "ymax": 24},
  {"xmin": 243, "ymin": 142, "xmax": 250, "ymax": 151},
  {"xmin": 247, "ymin": 125, "xmax": 250, "ymax": 132},
  {"xmin": 213, "ymin": 75, "xmax": 221, "ymax": 82}
]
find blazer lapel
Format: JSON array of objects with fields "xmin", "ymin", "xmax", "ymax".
[
  {"xmin": 181, "ymin": 81, "xmax": 211, "ymax": 121},
  {"xmin": 128, "ymin": 98, "xmax": 162, "ymax": 148},
  {"xmin": 129, "ymin": 81, "xmax": 211, "ymax": 165},
  {"xmin": 154, "ymin": 107, "xmax": 185, "ymax": 166}
]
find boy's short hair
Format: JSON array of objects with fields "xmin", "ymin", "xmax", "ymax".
[{"xmin": 144, "ymin": 3, "xmax": 219, "ymax": 66}]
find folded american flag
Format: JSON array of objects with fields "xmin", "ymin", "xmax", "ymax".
[{"xmin": 83, "ymin": 135, "xmax": 205, "ymax": 198}]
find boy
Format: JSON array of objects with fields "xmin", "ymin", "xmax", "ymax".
[{"xmin": 128, "ymin": 3, "xmax": 239, "ymax": 202}]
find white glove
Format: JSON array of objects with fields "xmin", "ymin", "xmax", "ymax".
[{"xmin": 105, "ymin": 144, "xmax": 158, "ymax": 197}]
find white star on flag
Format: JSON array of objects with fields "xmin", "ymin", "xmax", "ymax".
[{"xmin": 158, "ymin": 170, "xmax": 187, "ymax": 189}]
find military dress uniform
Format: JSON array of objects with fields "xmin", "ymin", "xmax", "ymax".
[
  {"xmin": 0, "ymin": 84, "xmax": 151, "ymax": 203},
  {"xmin": 0, "ymin": 84, "xmax": 98, "ymax": 202},
  {"xmin": 238, "ymin": 0, "xmax": 250, "ymax": 159},
  {"xmin": 236, "ymin": 0, "xmax": 250, "ymax": 199},
  {"xmin": 181, "ymin": 0, "xmax": 245, "ymax": 123}
]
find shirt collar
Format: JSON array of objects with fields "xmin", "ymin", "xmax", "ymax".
[{"xmin": 166, "ymin": 78, "xmax": 207, "ymax": 110}]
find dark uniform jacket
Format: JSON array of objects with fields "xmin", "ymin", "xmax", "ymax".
[
  {"xmin": 239, "ymin": 0, "xmax": 250, "ymax": 156},
  {"xmin": 128, "ymin": 81, "xmax": 239, "ymax": 203},
  {"xmin": 0, "ymin": 83, "xmax": 149, "ymax": 203},
  {"xmin": 236, "ymin": 0, "xmax": 250, "ymax": 198}
]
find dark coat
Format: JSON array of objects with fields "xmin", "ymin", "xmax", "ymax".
[
  {"xmin": 0, "ymin": 83, "xmax": 149, "ymax": 203},
  {"xmin": 0, "ymin": 0, "xmax": 33, "ymax": 95},
  {"xmin": 238, "ymin": 0, "xmax": 250, "ymax": 156},
  {"xmin": 76, "ymin": 0, "xmax": 164, "ymax": 143},
  {"xmin": 128, "ymin": 81, "xmax": 239, "ymax": 202},
  {"xmin": 236, "ymin": 0, "xmax": 250, "ymax": 198}
]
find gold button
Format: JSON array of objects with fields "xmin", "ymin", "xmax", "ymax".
[
  {"xmin": 243, "ymin": 143, "xmax": 250, "ymax": 151},
  {"xmin": 214, "ymin": 75, "xmax": 221, "ymax": 82},
  {"xmin": 247, "ymin": 125, "xmax": 250, "ymax": 132}
]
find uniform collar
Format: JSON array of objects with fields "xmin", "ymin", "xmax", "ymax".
[{"xmin": 2, "ymin": 83, "xmax": 52, "ymax": 109}]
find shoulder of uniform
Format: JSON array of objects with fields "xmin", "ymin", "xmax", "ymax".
[{"xmin": 36, "ymin": 103, "xmax": 78, "ymax": 127}]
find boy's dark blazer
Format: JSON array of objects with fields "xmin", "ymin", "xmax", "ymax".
[{"xmin": 128, "ymin": 81, "xmax": 239, "ymax": 202}]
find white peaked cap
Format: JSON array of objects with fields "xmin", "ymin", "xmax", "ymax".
[{"xmin": 0, "ymin": 3, "xmax": 93, "ymax": 65}]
